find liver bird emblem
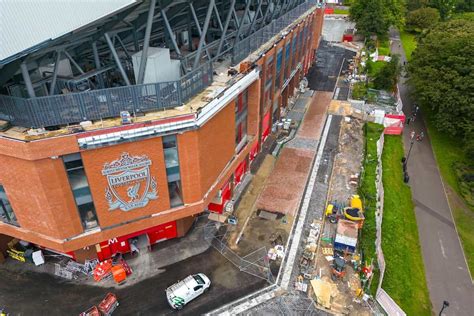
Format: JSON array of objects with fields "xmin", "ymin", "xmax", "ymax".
[{"xmin": 127, "ymin": 183, "xmax": 140, "ymax": 202}]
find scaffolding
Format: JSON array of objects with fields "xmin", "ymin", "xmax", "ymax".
[{"xmin": 203, "ymin": 221, "xmax": 274, "ymax": 283}]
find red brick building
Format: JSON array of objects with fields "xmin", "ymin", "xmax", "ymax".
[{"xmin": 0, "ymin": 2, "xmax": 324, "ymax": 262}]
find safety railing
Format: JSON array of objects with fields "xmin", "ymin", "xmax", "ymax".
[
  {"xmin": 232, "ymin": 1, "xmax": 317, "ymax": 65},
  {"xmin": 0, "ymin": 62, "xmax": 213, "ymax": 128}
]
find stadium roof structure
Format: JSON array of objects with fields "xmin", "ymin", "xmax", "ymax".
[
  {"xmin": 0, "ymin": 0, "xmax": 138, "ymax": 64},
  {"xmin": 0, "ymin": 0, "xmax": 317, "ymax": 129}
]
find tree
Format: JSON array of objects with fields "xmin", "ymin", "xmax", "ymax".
[
  {"xmin": 407, "ymin": 0, "xmax": 430, "ymax": 11},
  {"xmin": 431, "ymin": 0, "xmax": 457, "ymax": 20},
  {"xmin": 405, "ymin": 8, "xmax": 440, "ymax": 32},
  {"xmin": 408, "ymin": 19, "xmax": 474, "ymax": 145},
  {"xmin": 455, "ymin": 0, "xmax": 474, "ymax": 13},
  {"xmin": 350, "ymin": 0, "xmax": 405, "ymax": 38},
  {"xmin": 373, "ymin": 55, "xmax": 401, "ymax": 91}
]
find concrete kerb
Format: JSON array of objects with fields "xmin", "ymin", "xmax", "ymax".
[{"xmin": 206, "ymin": 114, "xmax": 334, "ymax": 315}]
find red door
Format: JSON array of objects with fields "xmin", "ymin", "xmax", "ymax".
[
  {"xmin": 96, "ymin": 221, "xmax": 178, "ymax": 260},
  {"xmin": 262, "ymin": 110, "xmax": 271, "ymax": 142},
  {"xmin": 234, "ymin": 159, "xmax": 247, "ymax": 186},
  {"xmin": 208, "ymin": 180, "xmax": 232, "ymax": 214},
  {"xmin": 148, "ymin": 222, "xmax": 178, "ymax": 244}
]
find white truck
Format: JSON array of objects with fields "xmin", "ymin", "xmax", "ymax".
[{"xmin": 166, "ymin": 273, "xmax": 211, "ymax": 310}]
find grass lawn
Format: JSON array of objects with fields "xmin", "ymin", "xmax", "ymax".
[
  {"xmin": 334, "ymin": 8, "xmax": 349, "ymax": 14},
  {"xmin": 367, "ymin": 60, "xmax": 385, "ymax": 77},
  {"xmin": 400, "ymin": 31, "xmax": 417, "ymax": 61},
  {"xmin": 424, "ymin": 113, "xmax": 474, "ymax": 276},
  {"xmin": 358, "ymin": 122, "xmax": 385, "ymax": 295},
  {"xmin": 378, "ymin": 40, "xmax": 390, "ymax": 56},
  {"xmin": 381, "ymin": 135, "xmax": 431, "ymax": 315}
]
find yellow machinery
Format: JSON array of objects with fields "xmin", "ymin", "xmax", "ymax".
[
  {"xmin": 350, "ymin": 195, "xmax": 363, "ymax": 211},
  {"xmin": 325, "ymin": 204, "xmax": 334, "ymax": 217},
  {"xmin": 344, "ymin": 195, "xmax": 365, "ymax": 223}
]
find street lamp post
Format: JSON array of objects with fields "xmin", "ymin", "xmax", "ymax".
[
  {"xmin": 405, "ymin": 139, "xmax": 415, "ymax": 166},
  {"xmin": 439, "ymin": 300, "xmax": 449, "ymax": 316},
  {"xmin": 402, "ymin": 131, "xmax": 416, "ymax": 183}
]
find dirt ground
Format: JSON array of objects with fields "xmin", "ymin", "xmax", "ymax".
[
  {"xmin": 227, "ymin": 154, "xmax": 277, "ymax": 252},
  {"xmin": 312, "ymin": 117, "xmax": 370, "ymax": 315},
  {"xmin": 328, "ymin": 117, "xmax": 364, "ymax": 203}
]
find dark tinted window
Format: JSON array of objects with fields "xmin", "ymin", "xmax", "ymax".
[{"xmin": 193, "ymin": 274, "xmax": 205, "ymax": 285}]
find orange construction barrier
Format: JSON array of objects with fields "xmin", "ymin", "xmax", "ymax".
[
  {"xmin": 111, "ymin": 265, "xmax": 127, "ymax": 284},
  {"xmin": 93, "ymin": 259, "xmax": 113, "ymax": 282}
]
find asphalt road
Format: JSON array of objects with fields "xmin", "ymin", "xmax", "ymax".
[
  {"xmin": 390, "ymin": 28, "xmax": 474, "ymax": 315},
  {"xmin": 0, "ymin": 246, "xmax": 266, "ymax": 315},
  {"xmin": 308, "ymin": 41, "xmax": 355, "ymax": 92}
]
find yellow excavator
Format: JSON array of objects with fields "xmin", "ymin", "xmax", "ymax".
[
  {"xmin": 325, "ymin": 195, "xmax": 365, "ymax": 224},
  {"xmin": 343, "ymin": 195, "xmax": 364, "ymax": 222}
]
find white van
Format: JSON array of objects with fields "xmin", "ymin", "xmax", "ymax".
[{"xmin": 166, "ymin": 273, "xmax": 211, "ymax": 310}]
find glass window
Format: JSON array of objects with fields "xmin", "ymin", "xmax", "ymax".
[
  {"xmin": 163, "ymin": 135, "xmax": 177, "ymax": 149},
  {"xmin": 292, "ymin": 38, "xmax": 297, "ymax": 69},
  {"xmin": 168, "ymin": 181, "xmax": 183, "ymax": 208},
  {"xmin": 276, "ymin": 48, "xmax": 283, "ymax": 89},
  {"xmin": 0, "ymin": 185, "xmax": 18, "ymax": 226},
  {"xmin": 63, "ymin": 153, "xmax": 99, "ymax": 230},
  {"xmin": 265, "ymin": 56, "xmax": 274, "ymax": 107},
  {"xmin": 164, "ymin": 148, "xmax": 179, "ymax": 168},
  {"xmin": 235, "ymin": 90, "xmax": 248, "ymax": 148},
  {"xmin": 163, "ymin": 135, "xmax": 183, "ymax": 207},
  {"xmin": 193, "ymin": 274, "xmax": 205, "ymax": 284}
]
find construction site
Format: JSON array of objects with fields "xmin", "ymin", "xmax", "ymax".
[{"xmin": 0, "ymin": 2, "xmax": 410, "ymax": 315}]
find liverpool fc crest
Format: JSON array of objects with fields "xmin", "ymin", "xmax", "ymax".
[{"xmin": 102, "ymin": 152, "xmax": 158, "ymax": 211}]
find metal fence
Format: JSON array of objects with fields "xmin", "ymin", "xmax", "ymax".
[
  {"xmin": 0, "ymin": 62, "xmax": 213, "ymax": 128},
  {"xmin": 203, "ymin": 221, "xmax": 274, "ymax": 283},
  {"xmin": 232, "ymin": 1, "xmax": 318, "ymax": 65}
]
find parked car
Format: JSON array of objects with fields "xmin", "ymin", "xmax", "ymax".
[
  {"xmin": 166, "ymin": 273, "xmax": 211, "ymax": 310},
  {"xmin": 80, "ymin": 293, "xmax": 119, "ymax": 316}
]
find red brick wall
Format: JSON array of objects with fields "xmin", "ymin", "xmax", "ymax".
[
  {"xmin": 247, "ymin": 80, "xmax": 261, "ymax": 137},
  {"xmin": 177, "ymin": 130, "xmax": 201, "ymax": 204},
  {"xmin": 0, "ymin": 135, "xmax": 78, "ymax": 160},
  {"xmin": 198, "ymin": 101, "xmax": 235, "ymax": 196},
  {"xmin": 81, "ymin": 137, "xmax": 170, "ymax": 228},
  {"xmin": 0, "ymin": 155, "xmax": 83, "ymax": 239}
]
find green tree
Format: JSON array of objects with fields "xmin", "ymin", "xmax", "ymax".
[
  {"xmin": 350, "ymin": 0, "xmax": 405, "ymax": 38},
  {"xmin": 455, "ymin": 0, "xmax": 474, "ymax": 12},
  {"xmin": 408, "ymin": 19, "xmax": 474, "ymax": 144},
  {"xmin": 407, "ymin": 0, "xmax": 430, "ymax": 11},
  {"xmin": 373, "ymin": 55, "xmax": 401, "ymax": 91},
  {"xmin": 431, "ymin": 0, "xmax": 457, "ymax": 20},
  {"xmin": 406, "ymin": 7, "xmax": 440, "ymax": 32}
]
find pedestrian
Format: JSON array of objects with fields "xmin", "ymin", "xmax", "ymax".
[{"xmin": 416, "ymin": 131, "xmax": 424, "ymax": 141}]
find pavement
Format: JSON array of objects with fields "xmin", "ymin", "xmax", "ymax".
[
  {"xmin": 256, "ymin": 92, "xmax": 331, "ymax": 216},
  {"xmin": 308, "ymin": 42, "xmax": 355, "ymax": 92},
  {"xmin": 390, "ymin": 28, "xmax": 474, "ymax": 315},
  {"xmin": 321, "ymin": 15, "xmax": 355, "ymax": 43}
]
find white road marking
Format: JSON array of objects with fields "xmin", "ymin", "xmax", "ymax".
[{"xmin": 438, "ymin": 233, "xmax": 447, "ymax": 259}]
